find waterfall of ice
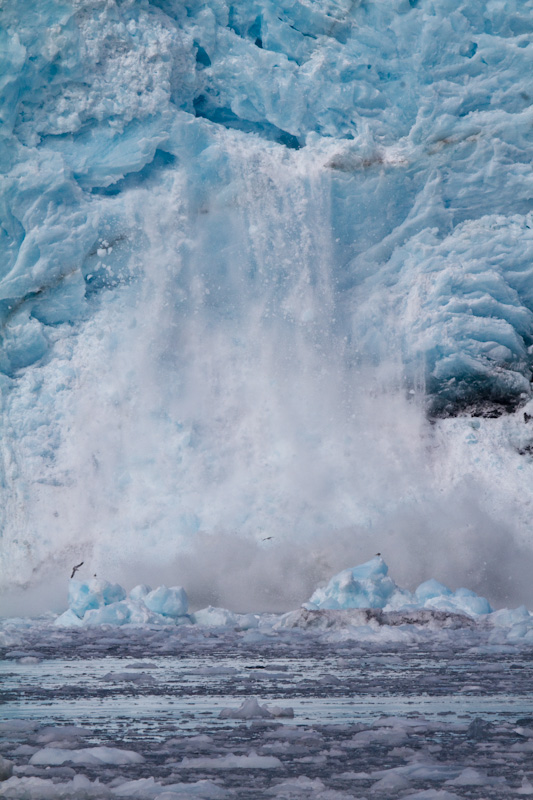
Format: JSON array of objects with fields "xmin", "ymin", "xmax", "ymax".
[{"xmin": 1, "ymin": 0, "xmax": 533, "ymax": 614}]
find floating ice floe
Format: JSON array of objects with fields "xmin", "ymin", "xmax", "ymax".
[
  {"xmin": 49, "ymin": 557, "xmax": 533, "ymax": 643},
  {"xmin": 55, "ymin": 580, "xmax": 191, "ymax": 627},
  {"xmin": 219, "ymin": 698, "xmax": 294, "ymax": 720},
  {"xmin": 304, "ymin": 556, "xmax": 492, "ymax": 616},
  {"xmin": 55, "ymin": 581, "xmax": 262, "ymax": 629},
  {"xmin": 0, "ymin": 756, "xmax": 13, "ymax": 781},
  {"xmin": 29, "ymin": 746, "xmax": 144, "ymax": 766}
]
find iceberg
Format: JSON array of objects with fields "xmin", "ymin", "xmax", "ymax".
[
  {"xmin": 68, "ymin": 579, "xmax": 126, "ymax": 619},
  {"xmin": 305, "ymin": 556, "xmax": 408, "ymax": 611},
  {"xmin": 143, "ymin": 586, "xmax": 189, "ymax": 618},
  {"xmin": 52, "ymin": 558, "xmax": 497, "ymax": 630},
  {"xmin": 56, "ymin": 579, "xmax": 190, "ymax": 627},
  {"xmin": 304, "ymin": 557, "xmax": 492, "ymax": 617}
]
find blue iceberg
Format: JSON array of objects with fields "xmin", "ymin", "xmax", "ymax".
[
  {"xmin": 305, "ymin": 557, "xmax": 492, "ymax": 617},
  {"xmin": 67, "ymin": 579, "xmax": 126, "ymax": 619},
  {"xmin": 56, "ymin": 579, "xmax": 190, "ymax": 627}
]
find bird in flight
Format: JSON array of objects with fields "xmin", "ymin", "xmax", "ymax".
[
  {"xmin": 262, "ymin": 536, "xmax": 274, "ymax": 541},
  {"xmin": 70, "ymin": 562, "xmax": 84, "ymax": 579}
]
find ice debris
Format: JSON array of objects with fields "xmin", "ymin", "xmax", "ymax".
[
  {"xmin": 50, "ymin": 558, "xmax": 533, "ymax": 641},
  {"xmin": 191, "ymin": 606, "xmax": 260, "ymax": 629},
  {"xmin": 55, "ymin": 579, "xmax": 190, "ymax": 627},
  {"xmin": 305, "ymin": 557, "xmax": 492, "ymax": 617},
  {"xmin": 0, "ymin": 756, "xmax": 13, "ymax": 781},
  {"xmin": 29, "ymin": 746, "xmax": 144, "ymax": 766},
  {"xmin": 219, "ymin": 698, "xmax": 294, "ymax": 720}
]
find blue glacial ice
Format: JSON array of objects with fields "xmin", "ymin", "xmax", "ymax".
[
  {"xmin": 1, "ymin": 0, "xmax": 533, "ymax": 609},
  {"xmin": 55, "ymin": 557, "xmax": 531, "ymax": 637},
  {"xmin": 1, "ymin": 0, "xmax": 531, "ymax": 394},
  {"xmin": 55, "ymin": 579, "xmax": 190, "ymax": 626},
  {"xmin": 305, "ymin": 556, "xmax": 493, "ymax": 616},
  {"xmin": 67, "ymin": 578, "xmax": 126, "ymax": 618}
]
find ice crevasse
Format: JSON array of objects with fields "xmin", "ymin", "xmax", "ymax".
[{"xmin": 1, "ymin": 0, "xmax": 533, "ymax": 600}]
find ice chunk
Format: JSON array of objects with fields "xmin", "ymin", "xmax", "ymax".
[
  {"xmin": 415, "ymin": 579, "xmax": 453, "ymax": 602},
  {"xmin": 179, "ymin": 750, "xmax": 282, "ymax": 769},
  {"xmin": 128, "ymin": 584, "xmax": 152, "ymax": 603},
  {"xmin": 266, "ymin": 705, "xmax": 294, "ymax": 719},
  {"xmin": 0, "ymin": 774, "xmax": 100, "ymax": 799},
  {"xmin": 422, "ymin": 587, "xmax": 492, "ymax": 616},
  {"xmin": 83, "ymin": 602, "xmax": 132, "ymax": 626},
  {"xmin": 219, "ymin": 697, "xmax": 274, "ymax": 719},
  {"xmin": 305, "ymin": 557, "xmax": 492, "ymax": 617},
  {"xmin": 190, "ymin": 606, "xmax": 260, "ymax": 629},
  {"xmin": 516, "ymin": 777, "xmax": 533, "ymax": 795},
  {"xmin": 29, "ymin": 745, "xmax": 144, "ymax": 766},
  {"xmin": 144, "ymin": 586, "xmax": 188, "ymax": 617},
  {"xmin": 68, "ymin": 579, "xmax": 126, "ymax": 619},
  {"xmin": 490, "ymin": 606, "xmax": 531, "ymax": 626},
  {"xmin": 306, "ymin": 556, "xmax": 408, "ymax": 611},
  {"xmin": 266, "ymin": 776, "xmax": 327, "ymax": 795},
  {"xmin": 371, "ymin": 773, "xmax": 412, "ymax": 792},
  {"xmin": 54, "ymin": 609, "xmax": 86, "ymax": 627},
  {"xmin": 111, "ymin": 777, "xmax": 229, "ymax": 797},
  {"xmin": 36, "ymin": 725, "xmax": 90, "ymax": 744},
  {"xmin": 55, "ymin": 580, "xmax": 192, "ymax": 626},
  {"xmin": 445, "ymin": 767, "xmax": 502, "ymax": 786},
  {"xmin": 192, "ymin": 606, "xmax": 238, "ymax": 627},
  {"xmin": 0, "ymin": 756, "xmax": 13, "ymax": 781}
]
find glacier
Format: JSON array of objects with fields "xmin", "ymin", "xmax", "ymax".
[{"xmin": 1, "ymin": 0, "xmax": 533, "ymax": 612}]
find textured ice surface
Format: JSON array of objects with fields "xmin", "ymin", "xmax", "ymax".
[
  {"xmin": 42, "ymin": 558, "xmax": 533, "ymax": 647},
  {"xmin": 68, "ymin": 579, "xmax": 126, "ymax": 618},
  {"xmin": 305, "ymin": 557, "xmax": 492, "ymax": 616},
  {"xmin": 55, "ymin": 579, "xmax": 189, "ymax": 626},
  {"xmin": 2, "ymin": 0, "xmax": 533, "ymax": 606},
  {"xmin": 219, "ymin": 698, "xmax": 294, "ymax": 719}
]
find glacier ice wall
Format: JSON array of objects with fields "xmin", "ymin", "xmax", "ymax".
[{"xmin": 1, "ymin": 0, "xmax": 533, "ymax": 612}]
